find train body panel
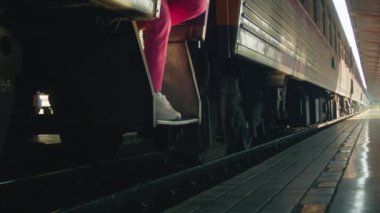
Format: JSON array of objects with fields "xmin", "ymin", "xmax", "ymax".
[
  {"xmin": 3, "ymin": 0, "xmax": 160, "ymax": 19},
  {"xmin": 214, "ymin": 0, "xmax": 366, "ymax": 105}
]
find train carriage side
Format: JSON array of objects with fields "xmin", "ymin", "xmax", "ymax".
[{"xmin": 210, "ymin": 0, "xmax": 367, "ymax": 124}]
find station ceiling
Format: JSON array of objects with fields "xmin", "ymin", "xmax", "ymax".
[{"xmin": 347, "ymin": 0, "xmax": 380, "ymax": 100}]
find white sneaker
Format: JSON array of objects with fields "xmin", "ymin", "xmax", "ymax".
[{"xmin": 155, "ymin": 92, "xmax": 182, "ymax": 120}]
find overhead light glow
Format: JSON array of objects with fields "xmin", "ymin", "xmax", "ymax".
[{"xmin": 333, "ymin": 0, "xmax": 368, "ymax": 89}]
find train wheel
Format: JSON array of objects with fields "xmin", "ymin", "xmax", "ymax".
[
  {"xmin": 248, "ymin": 101, "xmax": 266, "ymax": 147},
  {"xmin": 223, "ymin": 97, "xmax": 251, "ymax": 154},
  {"xmin": 199, "ymin": 96, "xmax": 212, "ymax": 148}
]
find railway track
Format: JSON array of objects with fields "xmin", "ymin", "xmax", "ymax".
[
  {"xmin": 0, "ymin": 114, "xmax": 357, "ymax": 212},
  {"xmin": 0, "ymin": 151, "xmax": 177, "ymax": 212}
]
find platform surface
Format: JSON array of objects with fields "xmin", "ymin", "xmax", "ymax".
[{"xmin": 166, "ymin": 109, "xmax": 380, "ymax": 213}]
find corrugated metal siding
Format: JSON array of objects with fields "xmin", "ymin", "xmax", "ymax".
[{"xmin": 230, "ymin": 0, "xmax": 365, "ymax": 104}]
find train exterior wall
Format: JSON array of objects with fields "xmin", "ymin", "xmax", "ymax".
[{"xmin": 218, "ymin": 0, "xmax": 366, "ymax": 105}]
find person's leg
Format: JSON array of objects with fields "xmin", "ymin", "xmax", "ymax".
[
  {"xmin": 169, "ymin": 0, "xmax": 207, "ymax": 26},
  {"xmin": 142, "ymin": 0, "xmax": 207, "ymax": 92},
  {"xmin": 143, "ymin": 0, "xmax": 171, "ymax": 92},
  {"xmin": 138, "ymin": 0, "xmax": 207, "ymax": 120},
  {"xmin": 140, "ymin": 0, "xmax": 181, "ymax": 120}
]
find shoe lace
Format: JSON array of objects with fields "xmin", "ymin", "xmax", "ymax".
[{"xmin": 157, "ymin": 93, "xmax": 172, "ymax": 108}]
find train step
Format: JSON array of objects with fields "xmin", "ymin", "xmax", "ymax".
[{"xmin": 157, "ymin": 116, "xmax": 199, "ymax": 126}]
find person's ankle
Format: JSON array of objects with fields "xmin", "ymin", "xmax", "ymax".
[{"xmin": 155, "ymin": 92, "xmax": 181, "ymax": 120}]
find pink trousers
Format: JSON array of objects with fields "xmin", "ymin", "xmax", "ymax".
[{"xmin": 140, "ymin": 0, "xmax": 207, "ymax": 92}]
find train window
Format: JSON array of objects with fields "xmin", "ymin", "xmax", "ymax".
[
  {"xmin": 342, "ymin": 46, "xmax": 345, "ymax": 63},
  {"xmin": 344, "ymin": 48, "xmax": 347, "ymax": 65},
  {"xmin": 327, "ymin": 10, "xmax": 332, "ymax": 46},
  {"xmin": 348, "ymin": 53, "xmax": 351, "ymax": 69},
  {"xmin": 342, "ymin": 45, "xmax": 345, "ymax": 61},
  {"xmin": 350, "ymin": 79, "xmax": 354, "ymax": 94},
  {"xmin": 320, "ymin": 0, "xmax": 326, "ymax": 36},
  {"xmin": 313, "ymin": 1, "xmax": 318, "ymax": 24},
  {"xmin": 313, "ymin": 0, "xmax": 317, "ymax": 23},
  {"xmin": 350, "ymin": 53, "xmax": 353, "ymax": 68},
  {"xmin": 331, "ymin": 57, "xmax": 336, "ymax": 69},
  {"xmin": 348, "ymin": 53, "xmax": 352, "ymax": 67},
  {"xmin": 299, "ymin": 0, "xmax": 306, "ymax": 10},
  {"xmin": 334, "ymin": 24, "xmax": 337, "ymax": 53},
  {"xmin": 337, "ymin": 33, "xmax": 341, "ymax": 57}
]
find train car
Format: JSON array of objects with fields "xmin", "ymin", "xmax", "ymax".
[
  {"xmin": 198, "ymin": 0, "xmax": 368, "ymax": 154},
  {"xmin": 0, "ymin": 0, "xmax": 368, "ymax": 176}
]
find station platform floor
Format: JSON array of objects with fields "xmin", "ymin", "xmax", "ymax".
[{"xmin": 166, "ymin": 109, "xmax": 380, "ymax": 213}]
